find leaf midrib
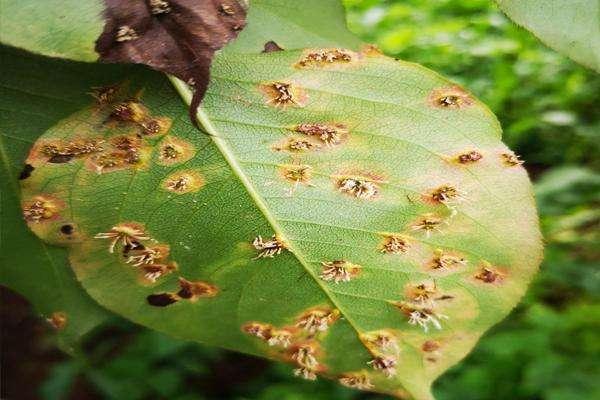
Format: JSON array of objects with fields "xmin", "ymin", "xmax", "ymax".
[{"xmin": 170, "ymin": 76, "xmax": 374, "ymax": 355}]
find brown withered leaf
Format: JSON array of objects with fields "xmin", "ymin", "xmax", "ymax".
[{"xmin": 95, "ymin": 0, "xmax": 247, "ymax": 127}]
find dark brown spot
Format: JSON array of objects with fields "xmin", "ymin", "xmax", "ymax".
[
  {"xmin": 18, "ymin": 164, "xmax": 34, "ymax": 180},
  {"xmin": 60, "ymin": 224, "xmax": 74, "ymax": 235},
  {"xmin": 263, "ymin": 41, "xmax": 283, "ymax": 53},
  {"xmin": 147, "ymin": 293, "xmax": 179, "ymax": 307},
  {"xmin": 48, "ymin": 154, "xmax": 74, "ymax": 164}
]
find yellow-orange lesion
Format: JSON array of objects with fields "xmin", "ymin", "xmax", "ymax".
[{"xmin": 162, "ymin": 171, "xmax": 205, "ymax": 194}]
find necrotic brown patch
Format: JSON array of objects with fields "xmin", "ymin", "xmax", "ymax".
[
  {"xmin": 22, "ymin": 196, "xmax": 62, "ymax": 223},
  {"xmin": 147, "ymin": 293, "xmax": 179, "ymax": 307},
  {"xmin": 177, "ymin": 277, "xmax": 218, "ymax": 301},
  {"xmin": 294, "ymin": 123, "xmax": 348, "ymax": 147},
  {"xmin": 18, "ymin": 164, "xmax": 34, "ymax": 180}
]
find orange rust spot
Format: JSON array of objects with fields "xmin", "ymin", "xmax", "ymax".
[
  {"xmin": 422, "ymin": 340, "xmax": 441, "ymax": 352},
  {"xmin": 157, "ymin": 137, "xmax": 196, "ymax": 165},
  {"xmin": 332, "ymin": 170, "xmax": 384, "ymax": 200},
  {"xmin": 109, "ymin": 100, "xmax": 171, "ymax": 136},
  {"xmin": 361, "ymin": 330, "xmax": 399, "ymax": 353},
  {"xmin": 46, "ymin": 311, "xmax": 67, "ymax": 330},
  {"xmin": 90, "ymin": 84, "xmax": 121, "ymax": 104},
  {"xmin": 475, "ymin": 264, "xmax": 505, "ymax": 283},
  {"xmin": 280, "ymin": 164, "xmax": 312, "ymax": 185},
  {"xmin": 368, "ymin": 356, "xmax": 397, "ymax": 377},
  {"xmin": 429, "ymin": 249, "xmax": 467, "ymax": 271},
  {"xmin": 380, "ymin": 234, "xmax": 410, "ymax": 254},
  {"xmin": 162, "ymin": 171, "xmax": 205, "ymax": 194},
  {"xmin": 94, "ymin": 222, "xmax": 149, "ymax": 253},
  {"xmin": 22, "ymin": 196, "xmax": 62, "ymax": 223},
  {"xmin": 296, "ymin": 48, "xmax": 355, "ymax": 68},
  {"xmin": 428, "ymin": 86, "xmax": 474, "ymax": 109},
  {"xmin": 319, "ymin": 260, "xmax": 361, "ymax": 283},
  {"xmin": 295, "ymin": 123, "xmax": 348, "ymax": 146},
  {"xmin": 338, "ymin": 372, "xmax": 373, "ymax": 390},
  {"xmin": 260, "ymin": 82, "xmax": 307, "ymax": 108},
  {"xmin": 32, "ymin": 138, "xmax": 105, "ymax": 164},
  {"xmin": 457, "ymin": 150, "xmax": 483, "ymax": 164},
  {"xmin": 252, "ymin": 234, "xmax": 286, "ymax": 259},
  {"xmin": 141, "ymin": 262, "xmax": 177, "ymax": 283},
  {"xmin": 411, "ymin": 213, "xmax": 445, "ymax": 237},
  {"xmin": 272, "ymin": 137, "xmax": 321, "ymax": 153},
  {"xmin": 361, "ymin": 44, "xmax": 384, "ymax": 56},
  {"xmin": 242, "ymin": 322, "xmax": 293, "ymax": 347},
  {"xmin": 296, "ymin": 307, "xmax": 339, "ymax": 335},
  {"xmin": 177, "ymin": 277, "xmax": 218, "ymax": 301},
  {"xmin": 141, "ymin": 117, "xmax": 171, "ymax": 136},
  {"xmin": 501, "ymin": 152, "xmax": 524, "ymax": 167}
]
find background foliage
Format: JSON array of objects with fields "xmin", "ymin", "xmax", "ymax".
[{"xmin": 2, "ymin": 1, "xmax": 598, "ymax": 399}]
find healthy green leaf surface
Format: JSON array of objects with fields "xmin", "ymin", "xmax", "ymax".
[
  {"xmin": 495, "ymin": 0, "xmax": 600, "ymax": 72},
  {"xmin": 0, "ymin": 47, "xmax": 127, "ymax": 348}
]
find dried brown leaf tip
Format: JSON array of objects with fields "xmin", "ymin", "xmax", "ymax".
[
  {"xmin": 367, "ymin": 356, "xmax": 397, "ymax": 378},
  {"xmin": 381, "ymin": 234, "xmax": 410, "ymax": 254},
  {"xmin": 242, "ymin": 322, "xmax": 293, "ymax": 348},
  {"xmin": 95, "ymin": 222, "xmax": 149, "ymax": 253},
  {"xmin": 177, "ymin": 277, "xmax": 219, "ymax": 300},
  {"xmin": 428, "ymin": 86, "xmax": 474, "ymax": 109},
  {"xmin": 296, "ymin": 308, "xmax": 339, "ymax": 335},
  {"xmin": 475, "ymin": 262, "xmax": 504, "ymax": 283},
  {"xmin": 295, "ymin": 123, "xmax": 348, "ymax": 146},
  {"xmin": 291, "ymin": 344, "xmax": 320, "ymax": 380},
  {"xmin": 96, "ymin": 0, "xmax": 246, "ymax": 125},
  {"xmin": 457, "ymin": 150, "xmax": 483, "ymax": 164},
  {"xmin": 46, "ymin": 311, "xmax": 67, "ymax": 330},
  {"xmin": 319, "ymin": 260, "xmax": 361, "ymax": 283},
  {"xmin": 157, "ymin": 137, "xmax": 196, "ymax": 165},
  {"xmin": 23, "ymin": 196, "xmax": 61, "ymax": 223},
  {"xmin": 252, "ymin": 235, "xmax": 286, "ymax": 259},
  {"xmin": 162, "ymin": 171, "xmax": 205, "ymax": 194},
  {"xmin": 339, "ymin": 372, "xmax": 374, "ymax": 390},
  {"xmin": 261, "ymin": 82, "xmax": 307, "ymax": 108},
  {"xmin": 430, "ymin": 249, "xmax": 467, "ymax": 271},
  {"xmin": 501, "ymin": 152, "xmax": 524, "ymax": 167},
  {"xmin": 411, "ymin": 214, "xmax": 445, "ymax": 237},
  {"xmin": 296, "ymin": 48, "xmax": 355, "ymax": 68}
]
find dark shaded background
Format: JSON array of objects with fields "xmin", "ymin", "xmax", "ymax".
[{"xmin": 2, "ymin": 1, "xmax": 599, "ymax": 399}]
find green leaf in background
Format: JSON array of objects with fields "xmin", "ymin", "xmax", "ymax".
[
  {"xmin": 495, "ymin": 0, "xmax": 600, "ymax": 72},
  {"xmin": 0, "ymin": 0, "xmax": 104, "ymax": 62},
  {"xmin": 3, "ymin": 0, "xmax": 543, "ymax": 398}
]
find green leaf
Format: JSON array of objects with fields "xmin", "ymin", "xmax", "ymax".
[
  {"xmin": 0, "ymin": 47, "xmax": 126, "ymax": 349},
  {"xmin": 7, "ymin": 1, "xmax": 542, "ymax": 398},
  {"xmin": 0, "ymin": 0, "xmax": 103, "ymax": 62},
  {"xmin": 495, "ymin": 0, "xmax": 600, "ymax": 72}
]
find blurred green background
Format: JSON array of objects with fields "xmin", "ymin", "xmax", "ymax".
[{"xmin": 2, "ymin": 1, "xmax": 599, "ymax": 399}]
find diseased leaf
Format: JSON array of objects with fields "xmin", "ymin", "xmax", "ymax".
[
  {"xmin": 495, "ymin": 0, "xmax": 600, "ymax": 72},
  {"xmin": 5, "ymin": 1, "xmax": 542, "ymax": 398},
  {"xmin": 19, "ymin": 21, "xmax": 541, "ymax": 400}
]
